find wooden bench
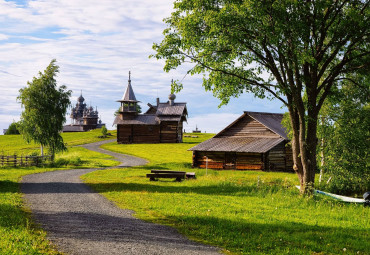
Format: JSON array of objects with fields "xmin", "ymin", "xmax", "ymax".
[{"xmin": 147, "ymin": 170, "xmax": 196, "ymax": 181}]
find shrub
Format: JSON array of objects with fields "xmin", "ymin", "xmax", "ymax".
[
  {"xmin": 4, "ymin": 122, "xmax": 20, "ymax": 135},
  {"xmin": 101, "ymin": 125, "xmax": 108, "ymax": 137}
]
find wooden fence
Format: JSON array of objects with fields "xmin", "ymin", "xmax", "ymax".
[{"xmin": 0, "ymin": 155, "xmax": 52, "ymax": 167}]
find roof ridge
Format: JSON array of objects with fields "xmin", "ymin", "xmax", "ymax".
[{"xmin": 243, "ymin": 111, "xmax": 284, "ymax": 115}]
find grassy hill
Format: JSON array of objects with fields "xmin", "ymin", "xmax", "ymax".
[
  {"xmin": 82, "ymin": 133, "xmax": 369, "ymax": 255},
  {"xmin": 0, "ymin": 129, "xmax": 117, "ymax": 155}
]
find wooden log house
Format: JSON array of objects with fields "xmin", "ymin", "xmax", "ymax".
[
  {"xmin": 113, "ymin": 72, "xmax": 188, "ymax": 144},
  {"xmin": 189, "ymin": 111, "xmax": 294, "ymax": 172}
]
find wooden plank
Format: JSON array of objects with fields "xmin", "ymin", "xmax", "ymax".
[
  {"xmin": 186, "ymin": 172, "xmax": 196, "ymax": 179},
  {"xmin": 151, "ymin": 170, "xmax": 186, "ymax": 174},
  {"xmin": 146, "ymin": 173, "xmax": 185, "ymax": 178}
]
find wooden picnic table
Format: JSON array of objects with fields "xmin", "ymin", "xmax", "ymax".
[{"xmin": 146, "ymin": 170, "xmax": 196, "ymax": 181}]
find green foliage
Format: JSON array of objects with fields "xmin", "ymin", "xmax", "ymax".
[
  {"xmin": 318, "ymin": 75, "xmax": 370, "ymax": 196},
  {"xmin": 152, "ymin": 0, "xmax": 370, "ymax": 192},
  {"xmin": 114, "ymin": 104, "xmax": 142, "ymax": 116},
  {"xmin": 101, "ymin": 125, "xmax": 108, "ymax": 137},
  {"xmin": 83, "ymin": 134, "xmax": 369, "ymax": 254},
  {"xmin": 4, "ymin": 122, "xmax": 20, "ymax": 135},
  {"xmin": 17, "ymin": 59, "xmax": 72, "ymax": 158}
]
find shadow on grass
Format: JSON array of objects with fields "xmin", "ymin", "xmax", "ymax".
[
  {"xmin": 86, "ymin": 182, "xmax": 283, "ymax": 197},
  {"xmin": 0, "ymin": 203, "xmax": 26, "ymax": 228},
  {"xmin": 166, "ymin": 215, "xmax": 368, "ymax": 254},
  {"xmin": 0, "ymin": 180, "xmax": 19, "ymax": 193},
  {"xmin": 20, "ymin": 180, "xmax": 281, "ymax": 196}
]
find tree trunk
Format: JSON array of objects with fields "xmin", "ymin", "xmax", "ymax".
[
  {"xmin": 288, "ymin": 109, "xmax": 304, "ymax": 186},
  {"xmin": 41, "ymin": 145, "xmax": 44, "ymax": 157},
  {"xmin": 299, "ymin": 110, "xmax": 318, "ymax": 194},
  {"xmin": 288, "ymin": 106, "xmax": 318, "ymax": 195}
]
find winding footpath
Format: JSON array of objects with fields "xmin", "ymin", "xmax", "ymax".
[{"xmin": 21, "ymin": 140, "xmax": 220, "ymax": 255}]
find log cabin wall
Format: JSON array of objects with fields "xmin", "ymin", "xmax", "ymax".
[
  {"xmin": 235, "ymin": 153, "xmax": 264, "ymax": 170},
  {"xmin": 117, "ymin": 124, "xmax": 131, "ymax": 143},
  {"xmin": 193, "ymin": 151, "xmax": 225, "ymax": 169},
  {"xmin": 218, "ymin": 115, "xmax": 280, "ymax": 138},
  {"xmin": 160, "ymin": 121, "xmax": 179, "ymax": 143},
  {"xmin": 117, "ymin": 124, "xmax": 160, "ymax": 144},
  {"xmin": 192, "ymin": 151, "xmax": 264, "ymax": 170},
  {"xmin": 267, "ymin": 142, "xmax": 294, "ymax": 172}
]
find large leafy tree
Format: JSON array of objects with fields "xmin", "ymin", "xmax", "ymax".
[
  {"xmin": 17, "ymin": 59, "xmax": 71, "ymax": 159},
  {"xmin": 152, "ymin": 0, "xmax": 370, "ymax": 194}
]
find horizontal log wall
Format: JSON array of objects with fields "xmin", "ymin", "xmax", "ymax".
[
  {"xmin": 218, "ymin": 115, "xmax": 280, "ymax": 138},
  {"xmin": 160, "ymin": 121, "xmax": 179, "ymax": 143},
  {"xmin": 117, "ymin": 124, "xmax": 160, "ymax": 144},
  {"xmin": 193, "ymin": 151, "xmax": 264, "ymax": 170},
  {"xmin": 117, "ymin": 121, "xmax": 183, "ymax": 144},
  {"xmin": 267, "ymin": 142, "xmax": 294, "ymax": 172}
]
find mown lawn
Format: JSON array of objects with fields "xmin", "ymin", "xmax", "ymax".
[
  {"xmin": 82, "ymin": 133, "xmax": 370, "ymax": 255},
  {"xmin": 0, "ymin": 129, "xmax": 118, "ymax": 254}
]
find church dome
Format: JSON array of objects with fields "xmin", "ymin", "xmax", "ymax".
[
  {"xmin": 78, "ymin": 95, "xmax": 85, "ymax": 103},
  {"xmin": 168, "ymin": 94, "xmax": 176, "ymax": 100}
]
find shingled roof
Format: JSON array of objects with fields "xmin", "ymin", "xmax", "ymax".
[
  {"xmin": 189, "ymin": 137, "xmax": 285, "ymax": 153},
  {"xmin": 118, "ymin": 82, "xmax": 138, "ymax": 102},
  {"xmin": 113, "ymin": 115, "xmax": 157, "ymax": 125},
  {"xmin": 157, "ymin": 103, "xmax": 187, "ymax": 116},
  {"xmin": 245, "ymin": 111, "xmax": 288, "ymax": 139},
  {"xmin": 114, "ymin": 101, "xmax": 187, "ymax": 125},
  {"xmin": 189, "ymin": 111, "xmax": 288, "ymax": 153}
]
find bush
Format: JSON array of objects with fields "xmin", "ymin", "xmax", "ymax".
[
  {"xmin": 5, "ymin": 122, "xmax": 20, "ymax": 135},
  {"xmin": 101, "ymin": 125, "xmax": 108, "ymax": 137},
  {"xmin": 49, "ymin": 156, "xmax": 83, "ymax": 167}
]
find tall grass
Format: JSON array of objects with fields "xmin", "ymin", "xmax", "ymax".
[{"xmin": 82, "ymin": 133, "xmax": 369, "ymax": 254}]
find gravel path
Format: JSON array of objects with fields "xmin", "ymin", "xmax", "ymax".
[{"xmin": 21, "ymin": 140, "xmax": 220, "ymax": 255}]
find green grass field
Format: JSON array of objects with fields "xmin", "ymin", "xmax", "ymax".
[
  {"xmin": 82, "ymin": 133, "xmax": 370, "ymax": 255},
  {"xmin": 0, "ymin": 129, "xmax": 118, "ymax": 254},
  {"xmin": 0, "ymin": 129, "xmax": 117, "ymax": 155}
]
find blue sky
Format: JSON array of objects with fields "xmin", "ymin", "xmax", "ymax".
[{"xmin": 0, "ymin": 0, "xmax": 285, "ymax": 135}]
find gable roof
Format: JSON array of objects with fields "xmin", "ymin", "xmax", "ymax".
[
  {"xmin": 157, "ymin": 102, "xmax": 187, "ymax": 116},
  {"xmin": 189, "ymin": 111, "xmax": 288, "ymax": 153},
  {"xmin": 114, "ymin": 101, "xmax": 188, "ymax": 125},
  {"xmin": 215, "ymin": 111, "xmax": 288, "ymax": 139},
  {"xmin": 245, "ymin": 111, "xmax": 288, "ymax": 139},
  {"xmin": 189, "ymin": 137, "xmax": 285, "ymax": 153}
]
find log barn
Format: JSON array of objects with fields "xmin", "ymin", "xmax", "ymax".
[
  {"xmin": 189, "ymin": 111, "xmax": 294, "ymax": 172},
  {"xmin": 113, "ymin": 73, "xmax": 187, "ymax": 144}
]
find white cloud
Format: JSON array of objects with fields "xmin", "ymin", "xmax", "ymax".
[
  {"xmin": 0, "ymin": 33, "xmax": 8, "ymax": 40},
  {"xmin": 0, "ymin": 0, "xmax": 285, "ymax": 135}
]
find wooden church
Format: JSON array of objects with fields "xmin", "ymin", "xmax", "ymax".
[
  {"xmin": 189, "ymin": 111, "xmax": 294, "ymax": 172},
  {"xmin": 113, "ymin": 73, "xmax": 188, "ymax": 144}
]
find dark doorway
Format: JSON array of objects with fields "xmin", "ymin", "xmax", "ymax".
[{"xmin": 224, "ymin": 152, "xmax": 236, "ymax": 169}]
